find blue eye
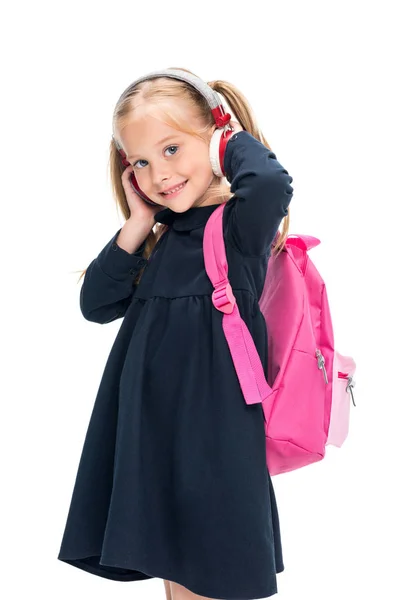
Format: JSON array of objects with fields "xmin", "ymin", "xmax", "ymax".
[
  {"xmin": 166, "ymin": 145, "xmax": 178, "ymax": 157},
  {"xmin": 133, "ymin": 145, "xmax": 179, "ymax": 169},
  {"xmin": 134, "ymin": 159, "xmax": 148, "ymax": 169}
]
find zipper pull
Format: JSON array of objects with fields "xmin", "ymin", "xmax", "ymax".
[
  {"xmin": 315, "ymin": 349, "xmax": 328, "ymax": 384},
  {"xmin": 346, "ymin": 375, "xmax": 356, "ymax": 407}
]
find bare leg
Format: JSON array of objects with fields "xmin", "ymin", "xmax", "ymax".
[
  {"xmin": 164, "ymin": 579, "xmax": 172, "ymax": 600},
  {"xmin": 170, "ymin": 580, "xmax": 216, "ymax": 600}
]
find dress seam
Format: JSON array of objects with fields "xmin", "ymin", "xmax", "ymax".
[{"xmin": 133, "ymin": 288, "xmax": 258, "ymax": 303}]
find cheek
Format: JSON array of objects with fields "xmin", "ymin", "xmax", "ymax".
[
  {"xmin": 178, "ymin": 156, "xmax": 195, "ymax": 175},
  {"xmin": 135, "ymin": 170, "xmax": 151, "ymax": 189},
  {"xmin": 183, "ymin": 153, "xmax": 211, "ymax": 179}
]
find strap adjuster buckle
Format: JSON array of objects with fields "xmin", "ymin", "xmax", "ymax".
[{"xmin": 212, "ymin": 281, "xmax": 236, "ymax": 314}]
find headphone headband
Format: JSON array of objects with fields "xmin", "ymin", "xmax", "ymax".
[
  {"xmin": 113, "ymin": 68, "xmax": 233, "ymax": 151},
  {"xmin": 115, "ymin": 68, "xmax": 221, "ymax": 110}
]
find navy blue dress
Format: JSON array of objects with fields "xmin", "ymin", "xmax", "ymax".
[{"xmin": 57, "ymin": 131, "xmax": 294, "ymax": 600}]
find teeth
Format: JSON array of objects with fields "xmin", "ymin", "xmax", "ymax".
[{"xmin": 163, "ymin": 182, "xmax": 186, "ymax": 194}]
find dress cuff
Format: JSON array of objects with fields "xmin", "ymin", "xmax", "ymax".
[{"xmin": 96, "ymin": 228, "xmax": 148, "ymax": 280}]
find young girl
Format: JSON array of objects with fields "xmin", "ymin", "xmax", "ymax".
[{"xmin": 57, "ymin": 67, "xmax": 294, "ymax": 600}]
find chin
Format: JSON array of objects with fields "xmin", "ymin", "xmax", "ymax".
[
  {"xmin": 167, "ymin": 202, "xmax": 194, "ymax": 214},
  {"xmin": 162, "ymin": 195, "xmax": 198, "ymax": 213}
]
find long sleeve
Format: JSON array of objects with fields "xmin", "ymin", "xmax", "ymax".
[
  {"xmin": 80, "ymin": 228, "xmax": 148, "ymax": 324},
  {"xmin": 224, "ymin": 131, "xmax": 294, "ymax": 256}
]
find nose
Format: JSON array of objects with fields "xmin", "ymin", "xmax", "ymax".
[{"xmin": 152, "ymin": 160, "xmax": 172, "ymax": 189}]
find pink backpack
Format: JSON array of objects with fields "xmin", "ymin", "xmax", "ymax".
[{"xmin": 203, "ymin": 203, "xmax": 356, "ymax": 476}]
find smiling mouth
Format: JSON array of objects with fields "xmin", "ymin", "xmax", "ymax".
[{"xmin": 160, "ymin": 180, "xmax": 188, "ymax": 196}]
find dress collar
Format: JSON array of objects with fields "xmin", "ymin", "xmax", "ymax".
[{"xmin": 154, "ymin": 203, "xmax": 225, "ymax": 231}]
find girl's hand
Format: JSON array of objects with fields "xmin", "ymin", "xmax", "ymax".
[{"xmin": 121, "ymin": 165, "xmax": 162, "ymax": 224}]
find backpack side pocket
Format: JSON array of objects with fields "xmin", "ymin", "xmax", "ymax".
[{"xmin": 327, "ymin": 350, "xmax": 356, "ymax": 447}]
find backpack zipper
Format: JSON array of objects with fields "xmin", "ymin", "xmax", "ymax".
[
  {"xmin": 316, "ymin": 349, "xmax": 356, "ymax": 406},
  {"xmin": 315, "ymin": 348, "xmax": 328, "ymax": 384},
  {"xmin": 338, "ymin": 372, "xmax": 357, "ymax": 406}
]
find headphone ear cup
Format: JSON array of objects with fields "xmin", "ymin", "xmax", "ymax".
[
  {"xmin": 116, "ymin": 146, "xmax": 131, "ymax": 167},
  {"xmin": 209, "ymin": 128, "xmax": 234, "ymax": 179}
]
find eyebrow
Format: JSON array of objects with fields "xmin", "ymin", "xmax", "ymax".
[{"xmin": 127, "ymin": 135, "xmax": 178, "ymax": 160}]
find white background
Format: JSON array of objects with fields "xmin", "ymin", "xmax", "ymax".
[{"xmin": 1, "ymin": 1, "xmax": 399, "ymax": 599}]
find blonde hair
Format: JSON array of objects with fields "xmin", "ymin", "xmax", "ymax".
[{"xmin": 77, "ymin": 67, "xmax": 290, "ymax": 284}]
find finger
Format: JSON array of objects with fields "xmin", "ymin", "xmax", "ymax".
[{"xmin": 122, "ymin": 165, "xmax": 133, "ymax": 178}]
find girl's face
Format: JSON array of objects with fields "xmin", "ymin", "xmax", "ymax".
[{"xmin": 118, "ymin": 101, "xmax": 218, "ymax": 212}]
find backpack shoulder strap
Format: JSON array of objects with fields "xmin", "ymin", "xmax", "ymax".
[{"xmin": 203, "ymin": 203, "xmax": 274, "ymax": 405}]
